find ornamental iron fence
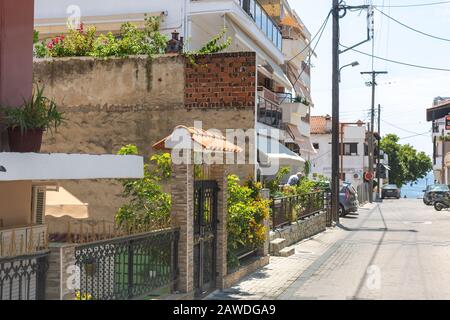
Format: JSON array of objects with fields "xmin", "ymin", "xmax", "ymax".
[
  {"xmin": 271, "ymin": 191, "xmax": 326, "ymax": 230},
  {"xmin": 74, "ymin": 228, "xmax": 179, "ymax": 300},
  {"xmin": 0, "ymin": 251, "xmax": 49, "ymax": 300}
]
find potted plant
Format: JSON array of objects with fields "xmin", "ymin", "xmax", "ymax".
[{"xmin": 2, "ymin": 84, "xmax": 64, "ymax": 152}]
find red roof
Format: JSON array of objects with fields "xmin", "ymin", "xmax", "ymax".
[
  {"xmin": 153, "ymin": 126, "xmax": 243, "ymax": 153},
  {"xmin": 310, "ymin": 115, "xmax": 331, "ymax": 134}
]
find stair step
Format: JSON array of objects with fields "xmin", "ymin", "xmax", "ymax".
[
  {"xmin": 278, "ymin": 247, "xmax": 295, "ymax": 257},
  {"xmin": 269, "ymin": 238, "xmax": 286, "ymax": 255}
]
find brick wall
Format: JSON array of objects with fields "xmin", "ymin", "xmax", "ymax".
[{"xmin": 185, "ymin": 52, "xmax": 256, "ymax": 109}]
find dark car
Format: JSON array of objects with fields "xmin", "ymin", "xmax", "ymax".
[
  {"xmin": 323, "ymin": 182, "xmax": 359, "ymax": 216},
  {"xmin": 423, "ymin": 184, "xmax": 450, "ymax": 205},
  {"xmin": 381, "ymin": 184, "xmax": 401, "ymax": 199},
  {"xmin": 339, "ymin": 182, "xmax": 359, "ymax": 216}
]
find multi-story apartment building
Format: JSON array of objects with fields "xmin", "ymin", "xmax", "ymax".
[
  {"xmin": 309, "ymin": 115, "xmax": 389, "ymax": 188},
  {"xmin": 34, "ymin": 0, "xmax": 316, "ymax": 178},
  {"xmin": 427, "ymin": 97, "xmax": 450, "ymax": 183}
]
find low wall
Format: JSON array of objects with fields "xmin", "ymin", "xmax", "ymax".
[
  {"xmin": 222, "ymin": 255, "xmax": 270, "ymax": 289},
  {"xmin": 270, "ymin": 212, "xmax": 327, "ymax": 247},
  {"xmin": 46, "ymin": 243, "xmax": 77, "ymax": 300}
]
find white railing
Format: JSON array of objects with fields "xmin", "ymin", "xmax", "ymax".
[{"xmin": 0, "ymin": 224, "xmax": 48, "ymax": 258}]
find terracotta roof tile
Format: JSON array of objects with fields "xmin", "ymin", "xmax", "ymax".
[
  {"xmin": 310, "ymin": 116, "xmax": 331, "ymax": 134},
  {"xmin": 153, "ymin": 126, "xmax": 242, "ymax": 153}
]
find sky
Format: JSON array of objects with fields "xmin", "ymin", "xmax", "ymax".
[{"xmin": 290, "ymin": 0, "xmax": 450, "ymax": 157}]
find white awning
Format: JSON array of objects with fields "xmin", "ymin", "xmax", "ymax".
[
  {"xmin": 257, "ymin": 135, "xmax": 306, "ymax": 169},
  {"xmin": 0, "ymin": 153, "xmax": 144, "ymax": 181},
  {"xmin": 298, "ymin": 135, "xmax": 317, "ymax": 155}
]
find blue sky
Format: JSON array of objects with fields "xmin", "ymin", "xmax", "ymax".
[{"xmin": 291, "ymin": 0, "xmax": 450, "ymax": 156}]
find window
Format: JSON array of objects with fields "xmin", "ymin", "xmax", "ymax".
[
  {"xmin": 286, "ymin": 143, "xmax": 300, "ymax": 155},
  {"xmin": 340, "ymin": 143, "xmax": 358, "ymax": 156},
  {"xmin": 313, "ymin": 143, "xmax": 319, "ymax": 150}
]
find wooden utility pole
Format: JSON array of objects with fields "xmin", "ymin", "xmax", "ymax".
[
  {"xmin": 331, "ymin": 0, "xmax": 340, "ymax": 225},
  {"xmin": 361, "ymin": 71, "xmax": 387, "ymax": 203},
  {"xmin": 377, "ymin": 104, "xmax": 381, "ymax": 198}
]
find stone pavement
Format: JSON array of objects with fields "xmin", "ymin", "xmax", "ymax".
[{"xmin": 207, "ymin": 203, "xmax": 378, "ymax": 300}]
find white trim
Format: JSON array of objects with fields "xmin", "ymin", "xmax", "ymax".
[{"xmin": 0, "ymin": 153, "xmax": 144, "ymax": 181}]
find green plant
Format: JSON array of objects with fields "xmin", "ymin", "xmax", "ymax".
[
  {"xmin": 293, "ymin": 95, "xmax": 311, "ymax": 106},
  {"xmin": 185, "ymin": 28, "xmax": 232, "ymax": 64},
  {"xmin": 304, "ymin": 160, "xmax": 311, "ymax": 176},
  {"xmin": 35, "ymin": 17, "xmax": 168, "ymax": 59},
  {"xmin": 1, "ymin": 84, "xmax": 65, "ymax": 134},
  {"xmin": 264, "ymin": 167, "xmax": 290, "ymax": 197},
  {"xmin": 227, "ymin": 175, "xmax": 270, "ymax": 269},
  {"xmin": 115, "ymin": 145, "xmax": 172, "ymax": 233}
]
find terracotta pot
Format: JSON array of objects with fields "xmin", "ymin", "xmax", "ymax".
[{"xmin": 8, "ymin": 127, "xmax": 44, "ymax": 152}]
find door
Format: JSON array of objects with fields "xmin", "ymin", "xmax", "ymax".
[{"xmin": 193, "ymin": 180, "xmax": 218, "ymax": 297}]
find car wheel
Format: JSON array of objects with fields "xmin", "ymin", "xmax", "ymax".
[
  {"xmin": 339, "ymin": 205, "xmax": 346, "ymax": 217},
  {"xmin": 434, "ymin": 202, "xmax": 444, "ymax": 211},
  {"xmin": 423, "ymin": 198, "xmax": 430, "ymax": 205}
]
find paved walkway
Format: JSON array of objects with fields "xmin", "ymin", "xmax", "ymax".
[
  {"xmin": 208, "ymin": 199, "xmax": 450, "ymax": 300},
  {"xmin": 207, "ymin": 203, "xmax": 378, "ymax": 300}
]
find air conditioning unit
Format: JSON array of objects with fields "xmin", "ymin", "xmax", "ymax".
[{"xmin": 32, "ymin": 186, "xmax": 47, "ymax": 225}]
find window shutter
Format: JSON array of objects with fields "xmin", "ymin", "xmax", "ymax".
[{"xmin": 32, "ymin": 186, "xmax": 46, "ymax": 225}]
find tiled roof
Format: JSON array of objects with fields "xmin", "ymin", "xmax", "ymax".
[
  {"xmin": 311, "ymin": 116, "xmax": 331, "ymax": 134},
  {"xmin": 153, "ymin": 126, "xmax": 243, "ymax": 153}
]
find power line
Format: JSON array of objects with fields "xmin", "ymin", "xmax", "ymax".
[
  {"xmin": 399, "ymin": 131, "xmax": 431, "ymax": 140},
  {"xmin": 381, "ymin": 119, "xmax": 428, "ymax": 135},
  {"xmin": 283, "ymin": 10, "xmax": 331, "ymax": 104},
  {"xmin": 374, "ymin": 7, "xmax": 450, "ymax": 42},
  {"xmin": 340, "ymin": 44, "xmax": 450, "ymax": 72},
  {"xmin": 288, "ymin": 10, "xmax": 332, "ymax": 63},
  {"xmin": 375, "ymin": 1, "xmax": 450, "ymax": 8}
]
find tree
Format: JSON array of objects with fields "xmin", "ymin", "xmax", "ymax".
[{"xmin": 379, "ymin": 134, "xmax": 432, "ymax": 187}]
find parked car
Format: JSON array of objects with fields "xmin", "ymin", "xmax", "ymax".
[
  {"xmin": 339, "ymin": 182, "xmax": 359, "ymax": 216},
  {"xmin": 423, "ymin": 184, "xmax": 450, "ymax": 205},
  {"xmin": 381, "ymin": 184, "xmax": 401, "ymax": 199}
]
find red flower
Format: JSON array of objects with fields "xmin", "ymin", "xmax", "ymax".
[
  {"xmin": 60, "ymin": 35, "xmax": 65, "ymax": 41},
  {"xmin": 47, "ymin": 43, "xmax": 53, "ymax": 49}
]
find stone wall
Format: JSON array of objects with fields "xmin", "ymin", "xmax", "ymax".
[
  {"xmin": 269, "ymin": 212, "xmax": 327, "ymax": 248},
  {"xmin": 33, "ymin": 53, "xmax": 256, "ymax": 223},
  {"xmin": 46, "ymin": 243, "xmax": 77, "ymax": 300}
]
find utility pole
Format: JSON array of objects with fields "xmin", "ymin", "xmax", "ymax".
[
  {"xmin": 331, "ymin": 0, "xmax": 340, "ymax": 225},
  {"xmin": 360, "ymin": 71, "xmax": 387, "ymax": 203},
  {"xmin": 377, "ymin": 103, "xmax": 381, "ymax": 199}
]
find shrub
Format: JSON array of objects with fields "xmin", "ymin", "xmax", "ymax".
[
  {"xmin": 227, "ymin": 175, "xmax": 270, "ymax": 269},
  {"xmin": 115, "ymin": 145, "xmax": 172, "ymax": 233}
]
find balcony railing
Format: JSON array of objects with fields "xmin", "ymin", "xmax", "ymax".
[
  {"xmin": 257, "ymin": 96, "xmax": 282, "ymax": 129},
  {"xmin": 0, "ymin": 224, "xmax": 48, "ymax": 258},
  {"xmin": 238, "ymin": 0, "xmax": 282, "ymax": 50}
]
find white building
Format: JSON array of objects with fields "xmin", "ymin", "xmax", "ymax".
[
  {"xmin": 34, "ymin": 0, "xmax": 317, "ymax": 178},
  {"xmin": 309, "ymin": 115, "xmax": 389, "ymax": 188},
  {"xmin": 427, "ymin": 97, "xmax": 450, "ymax": 184}
]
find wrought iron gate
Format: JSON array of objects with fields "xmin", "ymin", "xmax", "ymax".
[{"xmin": 193, "ymin": 180, "xmax": 218, "ymax": 296}]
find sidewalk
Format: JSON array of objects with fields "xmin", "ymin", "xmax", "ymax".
[{"xmin": 206, "ymin": 203, "xmax": 378, "ymax": 300}]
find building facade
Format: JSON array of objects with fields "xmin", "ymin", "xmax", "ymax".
[{"xmin": 34, "ymin": 0, "xmax": 317, "ymax": 179}]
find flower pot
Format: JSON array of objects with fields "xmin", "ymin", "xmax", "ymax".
[{"xmin": 8, "ymin": 128, "xmax": 44, "ymax": 152}]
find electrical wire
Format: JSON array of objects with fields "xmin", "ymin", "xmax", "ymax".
[
  {"xmin": 381, "ymin": 119, "xmax": 428, "ymax": 135},
  {"xmin": 399, "ymin": 131, "xmax": 431, "ymax": 140},
  {"xmin": 375, "ymin": 1, "xmax": 450, "ymax": 8},
  {"xmin": 340, "ymin": 44, "xmax": 450, "ymax": 72},
  {"xmin": 281, "ymin": 10, "xmax": 332, "ymax": 104},
  {"xmin": 288, "ymin": 10, "xmax": 332, "ymax": 63},
  {"xmin": 374, "ymin": 7, "xmax": 450, "ymax": 42}
]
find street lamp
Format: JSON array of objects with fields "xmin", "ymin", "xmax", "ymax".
[{"xmin": 339, "ymin": 61, "xmax": 359, "ymax": 82}]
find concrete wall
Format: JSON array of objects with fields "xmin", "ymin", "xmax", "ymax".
[
  {"xmin": 0, "ymin": 181, "xmax": 33, "ymax": 228},
  {"xmin": 33, "ymin": 53, "xmax": 256, "ymax": 224}
]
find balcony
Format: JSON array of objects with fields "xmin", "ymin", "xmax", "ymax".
[
  {"xmin": 257, "ymin": 96, "xmax": 282, "ymax": 129},
  {"xmin": 0, "ymin": 224, "xmax": 47, "ymax": 258},
  {"xmin": 238, "ymin": 0, "xmax": 282, "ymax": 51}
]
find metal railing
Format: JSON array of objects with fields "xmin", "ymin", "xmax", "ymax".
[
  {"xmin": 74, "ymin": 228, "xmax": 179, "ymax": 300},
  {"xmin": 0, "ymin": 224, "xmax": 48, "ymax": 258},
  {"xmin": 0, "ymin": 251, "xmax": 50, "ymax": 300},
  {"xmin": 257, "ymin": 95, "xmax": 282, "ymax": 129},
  {"xmin": 270, "ymin": 191, "xmax": 326, "ymax": 230},
  {"xmin": 238, "ymin": 0, "xmax": 283, "ymax": 50}
]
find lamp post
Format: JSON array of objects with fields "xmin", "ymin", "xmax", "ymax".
[{"xmin": 339, "ymin": 61, "xmax": 359, "ymax": 83}]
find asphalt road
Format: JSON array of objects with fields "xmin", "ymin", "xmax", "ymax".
[{"xmin": 280, "ymin": 199, "xmax": 450, "ymax": 300}]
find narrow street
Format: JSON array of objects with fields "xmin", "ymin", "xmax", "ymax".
[{"xmin": 208, "ymin": 199, "xmax": 450, "ymax": 300}]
